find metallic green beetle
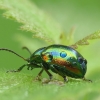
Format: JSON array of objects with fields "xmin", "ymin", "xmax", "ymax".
[{"xmin": 0, "ymin": 44, "xmax": 91, "ymax": 82}]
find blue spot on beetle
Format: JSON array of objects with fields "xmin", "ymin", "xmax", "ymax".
[{"xmin": 60, "ymin": 51, "xmax": 67, "ymax": 58}]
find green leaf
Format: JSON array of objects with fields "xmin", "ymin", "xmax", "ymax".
[
  {"xmin": 70, "ymin": 31, "xmax": 100, "ymax": 49},
  {"xmin": 0, "ymin": 0, "xmax": 62, "ymax": 43}
]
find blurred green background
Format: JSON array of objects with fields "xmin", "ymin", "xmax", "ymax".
[{"xmin": 0, "ymin": 0, "xmax": 100, "ymax": 100}]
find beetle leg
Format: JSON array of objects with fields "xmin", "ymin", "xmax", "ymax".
[
  {"xmin": 83, "ymin": 77, "xmax": 92, "ymax": 82},
  {"xmin": 43, "ymin": 68, "xmax": 53, "ymax": 80},
  {"xmin": 35, "ymin": 69, "xmax": 44, "ymax": 81},
  {"xmin": 38, "ymin": 69, "xmax": 44, "ymax": 76},
  {"xmin": 6, "ymin": 64, "xmax": 27, "ymax": 73},
  {"xmin": 42, "ymin": 62, "xmax": 53, "ymax": 80}
]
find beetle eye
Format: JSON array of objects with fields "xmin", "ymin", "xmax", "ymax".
[
  {"xmin": 78, "ymin": 57, "xmax": 83, "ymax": 64},
  {"xmin": 60, "ymin": 51, "xmax": 67, "ymax": 58}
]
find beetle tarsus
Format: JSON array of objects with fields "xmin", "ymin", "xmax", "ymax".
[
  {"xmin": 6, "ymin": 64, "xmax": 27, "ymax": 73},
  {"xmin": 35, "ymin": 69, "xmax": 44, "ymax": 81},
  {"xmin": 49, "ymin": 75, "xmax": 53, "ymax": 80},
  {"xmin": 6, "ymin": 70, "xmax": 19, "ymax": 73},
  {"xmin": 63, "ymin": 76, "xmax": 68, "ymax": 82},
  {"xmin": 83, "ymin": 77, "xmax": 92, "ymax": 82}
]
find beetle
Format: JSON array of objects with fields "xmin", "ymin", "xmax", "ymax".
[{"xmin": 0, "ymin": 44, "xmax": 91, "ymax": 82}]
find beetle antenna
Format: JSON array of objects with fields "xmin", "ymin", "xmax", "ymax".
[
  {"xmin": 0, "ymin": 48, "xmax": 28, "ymax": 62},
  {"xmin": 22, "ymin": 47, "xmax": 32, "ymax": 55}
]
